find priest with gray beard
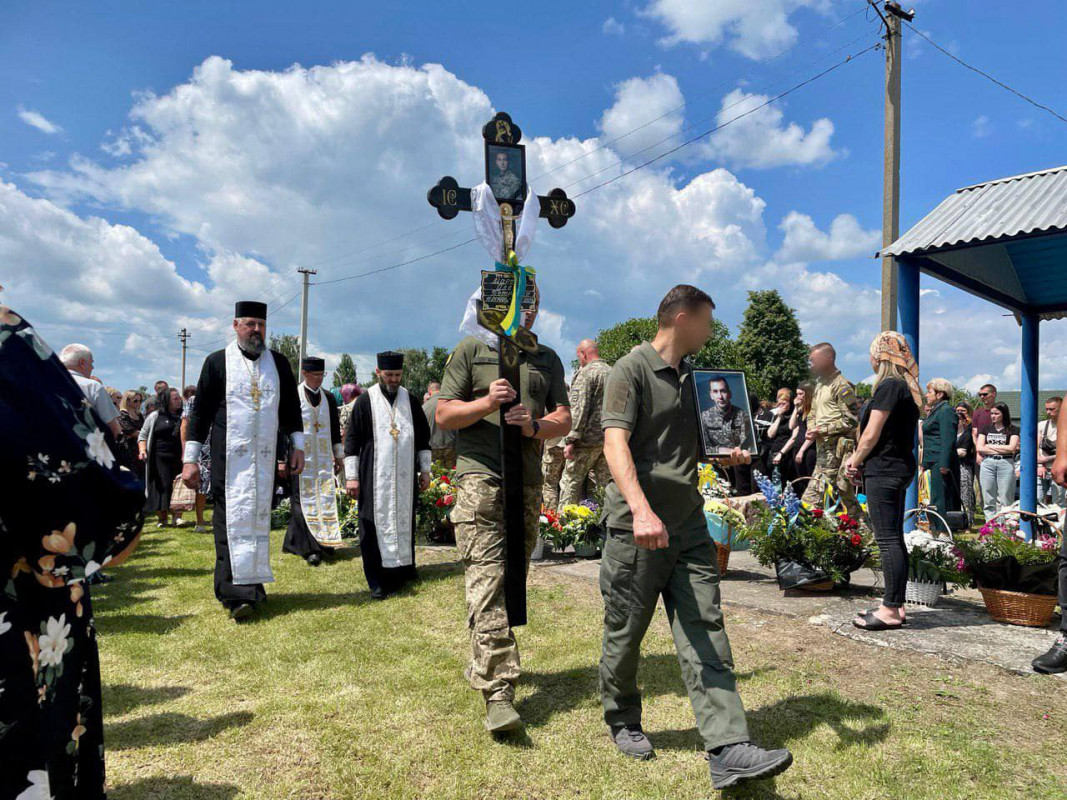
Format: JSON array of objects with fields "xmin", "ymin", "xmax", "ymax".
[
  {"xmin": 182, "ymin": 301, "xmax": 304, "ymax": 621},
  {"xmin": 344, "ymin": 351, "xmax": 432, "ymax": 600}
]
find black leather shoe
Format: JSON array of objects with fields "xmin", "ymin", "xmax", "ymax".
[
  {"xmin": 1032, "ymin": 634, "xmax": 1067, "ymax": 674},
  {"xmin": 230, "ymin": 603, "xmax": 254, "ymax": 621},
  {"xmin": 307, "ymin": 553, "xmax": 322, "ymax": 566}
]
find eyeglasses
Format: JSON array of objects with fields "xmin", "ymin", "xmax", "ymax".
[{"xmin": 978, "ymin": 392, "xmax": 991, "ymax": 397}]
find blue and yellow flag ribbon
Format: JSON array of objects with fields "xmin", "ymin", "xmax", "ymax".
[{"xmin": 493, "ymin": 250, "xmax": 536, "ymax": 337}]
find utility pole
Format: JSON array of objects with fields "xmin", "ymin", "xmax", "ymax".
[
  {"xmin": 297, "ymin": 268, "xmax": 317, "ymax": 368},
  {"xmin": 177, "ymin": 328, "xmax": 190, "ymax": 389},
  {"xmin": 873, "ymin": 1, "xmax": 915, "ymax": 331}
]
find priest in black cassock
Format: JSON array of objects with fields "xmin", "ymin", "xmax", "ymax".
[
  {"xmin": 344, "ymin": 351, "xmax": 432, "ymax": 599},
  {"xmin": 284, "ymin": 356, "xmax": 344, "ymax": 565},
  {"xmin": 183, "ymin": 301, "xmax": 304, "ymax": 620}
]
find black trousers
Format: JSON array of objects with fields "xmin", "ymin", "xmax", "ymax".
[
  {"xmin": 1060, "ymin": 533, "xmax": 1067, "ymax": 633},
  {"xmin": 864, "ymin": 473, "xmax": 911, "ymax": 608},
  {"xmin": 212, "ymin": 491, "xmax": 267, "ymax": 609}
]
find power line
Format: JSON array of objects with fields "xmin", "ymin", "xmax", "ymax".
[
  {"xmin": 312, "ymin": 237, "xmax": 478, "ymax": 287},
  {"xmin": 905, "ymin": 22, "xmax": 1067, "ymax": 125},
  {"xmin": 572, "ymin": 42, "xmax": 881, "ymax": 199}
]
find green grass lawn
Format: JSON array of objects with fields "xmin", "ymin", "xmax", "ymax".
[{"xmin": 93, "ymin": 520, "xmax": 1067, "ymax": 799}]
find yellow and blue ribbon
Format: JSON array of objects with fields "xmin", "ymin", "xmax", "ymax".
[{"xmin": 493, "ymin": 250, "xmax": 536, "ymax": 337}]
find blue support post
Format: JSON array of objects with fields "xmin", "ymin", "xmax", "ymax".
[
  {"xmin": 1019, "ymin": 313, "xmax": 1040, "ymax": 540},
  {"xmin": 897, "ymin": 258, "xmax": 920, "ymax": 530}
]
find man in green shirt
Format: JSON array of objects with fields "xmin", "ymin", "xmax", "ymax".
[
  {"xmin": 599, "ymin": 284, "xmax": 793, "ymax": 790},
  {"xmin": 436, "ymin": 299, "xmax": 571, "ymax": 733}
]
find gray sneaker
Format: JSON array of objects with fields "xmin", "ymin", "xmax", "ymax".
[
  {"xmin": 708, "ymin": 742, "xmax": 793, "ymax": 789},
  {"xmin": 610, "ymin": 724, "xmax": 655, "ymax": 760}
]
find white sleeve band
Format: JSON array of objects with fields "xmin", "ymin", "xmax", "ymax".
[
  {"xmin": 418, "ymin": 450, "xmax": 432, "ymax": 473},
  {"xmin": 344, "ymin": 456, "xmax": 359, "ymax": 481},
  {"xmin": 333, "ymin": 443, "xmax": 345, "ymax": 459},
  {"xmin": 290, "ymin": 432, "xmax": 305, "ymax": 451},
  {"xmin": 183, "ymin": 441, "xmax": 203, "ymax": 463}
]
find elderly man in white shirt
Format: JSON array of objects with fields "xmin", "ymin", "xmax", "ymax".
[{"xmin": 60, "ymin": 343, "xmax": 121, "ymax": 437}]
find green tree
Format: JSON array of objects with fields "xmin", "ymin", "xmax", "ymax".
[
  {"xmin": 596, "ymin": 315, "xmax": 750, "ymax": 389},
  {"xmin": 735, "ymin": 290, "xmax": 809, "ymax": 400},
  {"xmin": 269, "ymin": 333, "xmax": 300, "ymax": 380},
  {"xmin": 854, "ymin": 382, "xmax": 873, "ymax": 400},
  {"xmin": 332, "ymin": 353, "xmax": 358, "ymax": 387}
]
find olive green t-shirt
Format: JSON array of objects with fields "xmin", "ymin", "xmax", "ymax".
[
  {"xmin": 601, "ymin": 342, "xmax": 705, "ymax": 533},
  {"xmin": 438, "ymin": 336, "xmax": 569, "ymax": 486}
]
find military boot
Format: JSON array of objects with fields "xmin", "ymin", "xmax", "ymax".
[{"xmin": 484, "ymin": 699, "xmax": 523, "ymax": 733}]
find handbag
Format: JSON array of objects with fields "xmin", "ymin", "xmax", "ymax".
[{"xmin": 169, "ymin": 475, "xmax": 197, "ymax": 512}]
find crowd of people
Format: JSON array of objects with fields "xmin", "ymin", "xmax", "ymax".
[{"xmin": 6, "ymin": 284, "xmax": 1067, "ymax": 799}]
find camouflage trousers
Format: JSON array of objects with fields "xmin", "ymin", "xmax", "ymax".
[
  {"xmin": 452, "ymin": 472, "xmax": 541, "ymax": 702},
  {"xmin": 541, "ymin": 443, "xmax": 565, "ymax": 511},
  {"xmin": 558, "ymin": 443, "xmax": 611, "ymax": 508},
  {"xmin": 801, "ymin": 435, "xmax": 863, "ymax": 520}
]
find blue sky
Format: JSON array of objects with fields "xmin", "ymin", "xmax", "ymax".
[{"xmin": 2, "ymin": 0, "xmax": 1066, "ymax": 391}]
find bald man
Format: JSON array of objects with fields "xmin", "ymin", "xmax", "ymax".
[{"xmin": 559, "ymin": 339, "xmax": 612, "ymax": 507}]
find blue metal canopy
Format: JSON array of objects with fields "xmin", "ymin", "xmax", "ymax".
[{"xmin": 882, "ymin": 165, "xmax": 1067, "ymax": 535}]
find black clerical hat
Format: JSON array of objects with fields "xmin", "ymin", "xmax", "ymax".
[
  {"xmin": 234, "ymin": 300, "xmax": 267, "ymax": 319},
  {"xmin": 377, "ymin": 351, "xmax": 404, "ymax": 370},
  {"xmin": 302, "ymin": 356, "xmax": 325, "ymax": 372}
]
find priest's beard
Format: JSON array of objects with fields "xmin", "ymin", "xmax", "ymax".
[
  {"xmin": 238, "ymin": 333, "xmax": 265, "ymax": 356},
  {"xmin": 382, "ymin": 384, "xmax": 398, "ymax": 396}
]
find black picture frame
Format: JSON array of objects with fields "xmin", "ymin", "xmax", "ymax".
[
  {"xmin": 691, "ymin": 368, "xmax": 758, "ymax": 458},
  {"xmin": 484, "ymin": 142, "xmax": 527, "ymax": 204}
]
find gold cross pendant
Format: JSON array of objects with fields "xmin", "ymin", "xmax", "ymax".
[
  {"xmin": 250, "ymin": 383, "xmax": 262, "ymax": 411},
  {"xmin": 389, "ymin": 423, "xmax": 400, "ymax": 440},
  {"xmin": 312, "ymin": 419, "xmax": 322, "ymax": 433}
]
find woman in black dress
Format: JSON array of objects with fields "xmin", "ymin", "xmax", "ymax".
[
  {"xmin": 845, "ymin": 331, "xmax": 921, "ymax": 631},
  {"xmin": 0, "ymin": 304, "xmax": 144, "ymax": 799},
  {"xmin": 138, "ymin": 387, "xmax": 185, "ymax": 527},
  {"xmin": 785, "ymin": 382, "xmax": 816, "ymax": 496},
  {"xmin": 954, "ymin": 401, "xmax": 977, "ymax": 525},
  {"xmin": 114, "ymin": 390, "xmax": 144, "ymax": 474},
  {"xmin": 765, "ymin": 388, "xmax": 794, "ymax": 487}
]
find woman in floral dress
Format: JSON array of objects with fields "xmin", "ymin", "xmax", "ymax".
[{"xmin": 0, "ymin": 305, "xmax": 144, "ymax": 799}]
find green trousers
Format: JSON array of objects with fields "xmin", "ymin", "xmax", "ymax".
[{"xmin": 598, "ymin": 525, "xmax": 750, "ymax": 750}]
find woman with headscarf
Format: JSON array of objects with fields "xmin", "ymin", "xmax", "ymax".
[
  {"xmin": 0, "ymin": 304, "xmax": 144, "ymax": 799},
  {"xmin": 138, "ymin": 387, "xmax": 186, "ymax": 527},
  {"xmin": 921, "ymin": 378, "xmax": 961, "ymax": 532},
  {"xmin": 844, "ymin": 331, "xmax": 921, "ymax": 631}
]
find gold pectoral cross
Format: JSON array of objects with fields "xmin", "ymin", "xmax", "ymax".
[
  {"xmin": 389, "ymin": 423, "xmax": 400, "ymax": 440},
  {"xmin": 250, "ymin": 382, "xmax": 262, "ymax": 410},
  {"xmin": 312, "ymin": 419, "xmax": 322, "ymax": 433}
]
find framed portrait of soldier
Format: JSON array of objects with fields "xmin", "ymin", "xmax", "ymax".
[
  {"xmin": 691, "ymin": 368, "xmax": 758, "ymax": 458},
  {"xmin": 485, "ymin": 142, "xmax": 526, "ymax": 203}
]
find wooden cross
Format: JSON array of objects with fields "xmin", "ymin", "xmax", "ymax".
[{"xmin": 426, "ymin": 111, "xmax": 576, "ymax": 627}]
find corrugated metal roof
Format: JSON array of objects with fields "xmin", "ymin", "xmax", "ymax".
[{"xmin": 883, "ymin": 165, "xmax": 1067, "ymax": 257}]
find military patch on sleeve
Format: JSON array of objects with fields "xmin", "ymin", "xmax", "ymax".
[{"xmin": 604, "ymin": 377, "xmax": 631, "ymax": 416}]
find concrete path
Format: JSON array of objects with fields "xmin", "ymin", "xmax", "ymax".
[{"xmin": 533, "ymin": 548, "xmax": 1065, "ymax": 680}]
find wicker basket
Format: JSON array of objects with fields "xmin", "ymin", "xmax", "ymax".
[
  {"xmin": 978, "ymin": 587, "xmax": 1058, "ymax": 627},
  {"xmin": 905, "ymin": 579, "xmax": 943, "ymax": 607},
  {"xmin": 715, "ymin": 542, "xmax": 731, "ymax": 576}
]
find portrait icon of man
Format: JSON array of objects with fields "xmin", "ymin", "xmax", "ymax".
[
  {"xmin": 699, "ymin": 374, "xmax": 753, "ymax": 453},
  {"xmin": 488, "ymin": 146, "xmax": 523, "ymax": 201}
]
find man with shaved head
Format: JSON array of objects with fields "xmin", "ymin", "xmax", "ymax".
[{"xmin": 559, "ymin": 338, "xmax": 612, "ymax": 507}]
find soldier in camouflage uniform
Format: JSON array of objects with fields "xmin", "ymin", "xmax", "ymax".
[
  {"xmin": 541, "ymin": 435, "xmax": 566, "ymax": 510},
  {"xmin": 801, "ymin": 343, "xmax": 862, "ymax": 519},
  {"xmin": 699, "ymin": 375, "xmax": 753, "ymax": 453},
  {"xmin": 436, "ymin": 315, "xmax": 571, "ymax": 734},
  {"xmin": 559, "ymin": 340, "xmax": 612, "ymax": 507}
]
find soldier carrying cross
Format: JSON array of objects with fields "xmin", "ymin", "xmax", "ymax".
[{"xmin": 431, "ymin": 112, "xmax": 574, "ymax": 734}]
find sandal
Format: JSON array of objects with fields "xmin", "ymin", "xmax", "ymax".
[
  {"xmin": 853, "ymin": 610, "xmax": 904, "ymax": 631},
  {"xmin": 858, "ymin": 607, "xmax": 908, "ymax": 626}
]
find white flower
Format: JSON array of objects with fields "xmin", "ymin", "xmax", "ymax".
[
  {"xmin": 38, "ymin": 615, "xmax": 71, "ymax": 668},
  {"xmin": 85, "ymin": 430, "xmax": 115, "ymax": 469},
  {"xmin": 16, "ymin": 770, "xmax": 52, "ymax": 800},
  {"xmin": 84, "ymin": 556, "xmax": 111, "ymax": 578},
  {"xmin": 0, "ymin": 611, "xmax": 10, "ymax": 636}
]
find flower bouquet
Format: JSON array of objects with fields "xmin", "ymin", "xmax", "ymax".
[
  {"xmin": 539, "ymin": 507, "xmax": 569, "ymax": 553},
  {"xmin": 563, "ymin": 500, "xmax": 604, "ymax": 558},
  {"xmin": 749, "ymin": 472, "xmax": 871, "ymax": 591},
  {"xmin": 701, "ymin": 462, "xmax": 746, "ymax": 573},
  {"xmin": 954, "ymin": 512, "xmax": 1060, "ymax": 626},
  {"xmin": 418, "ymin": 464, "xmax": 457, "ymax": 543},
  {"xmin": 335, "ymin": 487, "xmax": 359, "ymax": 538},
  {"xmin": 903, "ymin": 531, "xmax": 969, "ymax": 607},
  {"xmin": 270, "ymin": 497, "xmax": 291, "ymax": 530}
]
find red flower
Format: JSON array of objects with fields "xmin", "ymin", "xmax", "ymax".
[
  {"xmin": 811, "ymin": 508, "xmax": 824, "ymax": 519},
  {"xmin": 435, "ymin": 498, "xmax": 445, "ymax": 508},
  {"xmin": 443, "ymin": 495, "xmax": 454, "ymax": 506},
  {"xmin": 850, "ymin": 533, "xmax": 862, "ymax": 546},
  {"xmin": 440, "ymin": 475, "xmax": 450, "ymax": 485}
]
